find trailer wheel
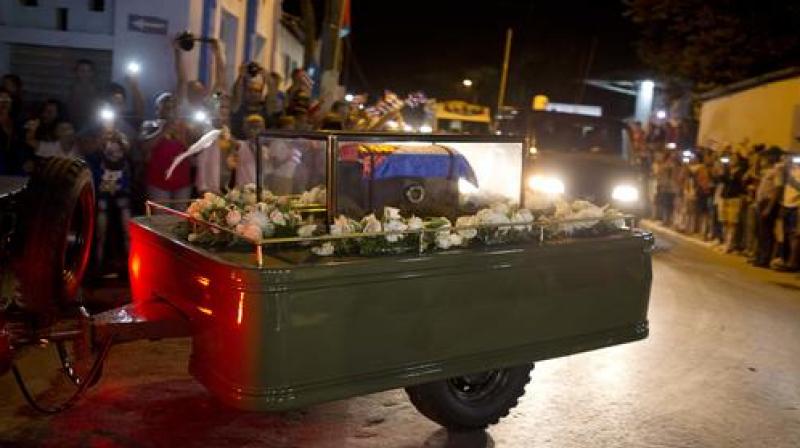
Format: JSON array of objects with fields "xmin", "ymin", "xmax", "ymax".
[
  {"xmin": 15, "ymin": 157, "xmax": 94, "ymax": 322},
  {"xmin": 405, "ymin": 364, "xmax": 533, "ymax": 430}
]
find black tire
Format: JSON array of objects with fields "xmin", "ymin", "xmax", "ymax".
[
  {"xmin": 15, "ymin": 157, "xmax": 94, "ymax": 321},
  {"xmin": 406, "ymin": 364, "xmax": 533, "ymax": 430}
]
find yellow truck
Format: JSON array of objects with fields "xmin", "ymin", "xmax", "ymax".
[{"xmin": 430, "ymin": 100, "xmax": 493, "ymax": 134}]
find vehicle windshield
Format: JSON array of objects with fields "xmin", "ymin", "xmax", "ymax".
[
  {"xmin": 532, "ymin": 115, "xmax": 622, "ymax": 156},
  {"xmin": 499, "ymin": 111, "xmax": 624, "ymax": 156},
  {"xmin": 436, "ymin": 119, "xmax": 491, "ymax": 135}
]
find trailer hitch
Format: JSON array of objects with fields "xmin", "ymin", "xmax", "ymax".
[{"xmin": 3, "ymin": 299, "xmax": 191, "ymax": 413}]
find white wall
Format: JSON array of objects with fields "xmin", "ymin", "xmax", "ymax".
[
  {"xmin": 255, "ymin": 0, "xmax": 278, "ymax": 71},
  {"xmin": 0, "ymin": 0, "xmax": 113, "ymax": 33},
  {"xmin": 276, "ymin": 22, "xmax": 303, "ymax": 87},
  {"xmin": 111, "ymin": 0, "xmax": 197, "ymax": 108}
]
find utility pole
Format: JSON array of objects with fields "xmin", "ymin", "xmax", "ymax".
[
  {"xmin": 496, "ymin": 28, "xmax": 513, "ymax": 124},
  {"xmin": 576, "ymin": 36, "xmax": 598, "ymax": 104}
]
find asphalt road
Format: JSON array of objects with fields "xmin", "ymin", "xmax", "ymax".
[{"xmin": 1, "ymin": 228, "xmax": 799, "ymax": 448}]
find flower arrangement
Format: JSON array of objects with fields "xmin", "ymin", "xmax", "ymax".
[{"xmin": 175, "ymin": 185, "xmax": 627, "ymax": 257}]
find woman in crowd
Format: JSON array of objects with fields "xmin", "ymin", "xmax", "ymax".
[
  {"xmin": 141, "ymin": 92, "xmax": 192, "ymax": 202},
  {"xmin": 24, "ymin": 99, "xmax": 66, "ymax": 157}
]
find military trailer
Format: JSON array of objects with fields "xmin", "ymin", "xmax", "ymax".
[{"xmin": 0, "ymin": 132, "xmax": 652, "ymax": 430}]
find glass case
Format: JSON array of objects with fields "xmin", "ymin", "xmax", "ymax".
[{"xmin": 251, "ymin": 132, "xmax": 525, "ymax": 222}]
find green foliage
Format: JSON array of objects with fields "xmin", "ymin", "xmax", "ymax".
[{"xmin": 625, "ymin": 0, "xmax": 800, "ymax": 89}]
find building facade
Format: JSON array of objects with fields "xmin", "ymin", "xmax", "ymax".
[
  {"xmin": 698, "ymin": 68, "xmax": 800, "ymax": 152},
  {"xmin": 0, "ymin": 0, "xmax": 284, "ymax": 111}
]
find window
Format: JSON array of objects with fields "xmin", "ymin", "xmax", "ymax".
[
  {"xmin": 89, "ymin": 0, "xmax": 105, "ymax": 11},
  {"xmin": 19, "ymin": 0, "xmax": 38, "ymax": 6},
  {"xmin": 283, "ymin": 53, "xmax": 291, "ymax": 80},
  {"xmin": 57, "ymin": 8, "xmax": 68, "ymax": 31}
]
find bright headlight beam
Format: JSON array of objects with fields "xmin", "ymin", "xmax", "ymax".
[{"xmin": 611, "ymin": 184, "xmax": 639, "ymax": 203}]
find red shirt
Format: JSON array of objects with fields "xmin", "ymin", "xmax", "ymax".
[{"xmin": 147, "ymin": 136, "xmax": 191, "ymax": 191}]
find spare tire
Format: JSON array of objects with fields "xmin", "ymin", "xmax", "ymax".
[{"xmin": 14, "ymin": 157, "xmax": 94, "ymax": 321}]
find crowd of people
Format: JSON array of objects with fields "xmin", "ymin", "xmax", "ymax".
[
  {"xmin": 629, "ymin": 120, "xmax": 800, "ymax": 273},
  {"xmin": 0, "ymin": 36, "xmax": 370, "ymax": 277}
]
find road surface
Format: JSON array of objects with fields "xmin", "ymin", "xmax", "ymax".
[{"xmin": 1, "ymin": 228, "xmax": 799, "ymax": 447}]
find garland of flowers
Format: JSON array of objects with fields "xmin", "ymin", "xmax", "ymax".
[{"xmin": 175, "ymin": 184, "xmax": 626, "ymax": 257}]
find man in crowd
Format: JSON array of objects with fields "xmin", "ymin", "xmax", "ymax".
[
  {"xmin": 753, "ymin": 147, "xmax": 783, "ymax": 267},
  {"xmin": 231, "ymin": 63, "xmax": 270, "ymax": 137},
  {"xmin": 773, "ymin": 153, "xmax": 800, "ymax": 271},
  {"xmin": 173, "ymin": 35, "xmax": 227, "ymax": 141},
  {"xmin": 0, "ymin": 87, "xmax": 27, "ymax": 175},
  {"xmin": 68, "ymin": 59, "xmax": 101, "ymax": 130}
]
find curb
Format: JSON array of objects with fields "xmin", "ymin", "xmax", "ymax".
[{"xmin": 640, "ymin": 219, "xmax": 800, "ymax": 288}]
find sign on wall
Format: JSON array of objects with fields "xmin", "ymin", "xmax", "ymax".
[{"xmin": 128, "ymin": 14, "xmax": 169, "ymax": 35}]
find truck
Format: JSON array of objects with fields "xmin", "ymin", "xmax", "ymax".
[
  {"xmin": 498, "ymin": 109, "xmax": 646, "ymax": 214},
  {"xmin": 0, "ymin": 132, "xmax": 653, "ymax": 430}
]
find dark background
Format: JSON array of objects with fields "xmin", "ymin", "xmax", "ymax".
[{"xmin": 284, "ymin": 0, "xmax": 646, "ymax": 118}]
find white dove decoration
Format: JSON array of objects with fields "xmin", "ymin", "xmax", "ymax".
[{"xmin": 165, "ymin": 127, "xmax": 228, "ymax": 180}]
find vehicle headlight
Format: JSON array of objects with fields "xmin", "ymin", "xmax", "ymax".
[
  {"xmin": 527, "ymin": 175, "xmax": 565, "ymax": 195},
  {"xmin": 611, "ymin": 184, "xmax": 639, "ymax": 203}
]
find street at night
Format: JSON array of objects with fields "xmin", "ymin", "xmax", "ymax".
[
  {"xmin": 2, "ymin": 0, "xmax": 800, "ymax": 446},
  {"xmin": 2, "ymin": 227, "xmax": 798, "ymax": 448}
]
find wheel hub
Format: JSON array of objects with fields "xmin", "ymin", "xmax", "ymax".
[{"xmin": 448, "ymin": 369, "xmax": 506, "ymax": 403}]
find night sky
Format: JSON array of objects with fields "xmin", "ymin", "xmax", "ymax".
[{"xmin": 287, "ymin": 0, "xmax": 646, "ymax": 118}]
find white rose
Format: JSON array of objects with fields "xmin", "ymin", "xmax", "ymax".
[
  {"xmin": 242, "ymin": 191, "xmax": 257, "ymax": 205},
  {"xmin": 491, "ymin": 202, "xmax": 510, "ymax": 216},
  {"xmin": 269, "ymin": 209, "xmax": 287, "ymax": 226},
  {"xmin": 455, "ymin": 216, "xmax": 478, "ymax": 240},
  {"xmin": 297, "ymin": 224, "xmax": 316, "ymax": 238},
  {"xmin": 383, "ymin": 206, "xmax": 402, "ymax": 221},
  {"xmin": 449, "ymin": 232, "xmax": 464, "ymax": 247},
  {"xmin": 361, "ymin": 214, "xmax": 382, "ymax": 234},
  {"xmin": 435, "ymin": 232, "xmax": 452, "ymax": 250},
  {"xmin": 384, "ymin": 219, "xmax": 408, "ymax": 243},
  {"xmin": 188, "ymin": 233, "xmax": 199, "ymax": 242},
  {"xmin": 203, "ymin": 192, "xmax": 217, "ymax": 202},
  {"xmin": 243, "ymin": 183, "xmax": 257, "ymax": 193},
  {"xmin": 331, "ymin": 215, "xmax": 356, "ymax": 235},
  {"xmin": 311, "ymin": 241, "xmax": 335, "ymax": 257},
  {"xmin": 476, "ymin": 208, "xmax": 494, "ymax": 224},
  {"xmin": 244, "ymin": 211, "xmax": 269, "ymax": 229},
  {"xmin": 407, "ymin": 216, "xmax": 424, "ymax": 231},
  {"xmin": 511, "ymin": 209, "xmax": 534, "ymax": 231},
  {"xmin": 225, "ymin": 189, "xmax": 241, "ymax": 202},
  {"xmin": 315, "ymin": 187, "xmax": 327, "ymax": 204},
  {"xmin": 226, "ymin": 209, "xmax": 242, "ymax": 227}
]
